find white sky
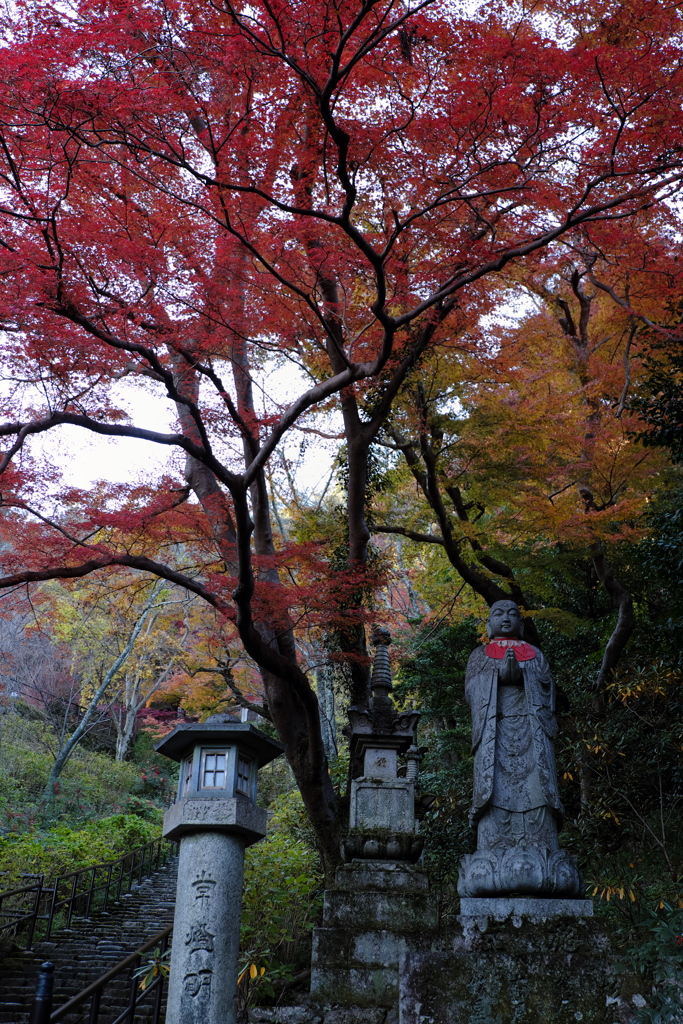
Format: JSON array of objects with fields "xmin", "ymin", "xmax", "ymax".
[
  {"xmin": 28, "ymin": 360, "xmax": 341, "ymax": 499},
  {"xmin": 23, "ymin": 289, "xmax": 533, "ymax": 497}
]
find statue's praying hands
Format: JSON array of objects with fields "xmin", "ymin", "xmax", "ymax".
[{"xmin": 498, "ymin": 646, "xmax": 523, "ymax": 687}]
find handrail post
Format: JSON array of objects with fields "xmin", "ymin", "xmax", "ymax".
[
  {"xmin": 66, "ymin": 873, "xmax": 78, "ymax": 929},
  {"xmin": 85, "ymin": 865, "xmax": 96, "ymax": 919},
  {"xmin": 26, "ymin": 876, "xmax": 44, "ymax": 950},
  {"xmin": 87, "ymin": 985, "xmax": 102, "ymax": 1024},
  {"xmin": 116, "ymin": 856, "xmax": 124, "ymax": 901},
  {"xmin": 28, "ymin": 961, "xmax": 54, "ymax": 1024},
  {"xmin": 152, "ymin": 931, "xmax": 169, "ymax": 1024},
  {"xmin": 103, "ymin": 864, "xmax": 113, "ymax": 912},
  {"xmin": 126, "ymin": 954, "xmax": 140, "ymax": 1022},
  {"xmin": 45, "ymin": 878, "xmax": 60, "ymax": 941}
]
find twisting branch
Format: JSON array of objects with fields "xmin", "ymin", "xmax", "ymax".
[
  {"xmin": 0, "ymin": 555, "xmax": 235, "ymax": 618},
  {"xmin": 616, "ymin": 320, "xmax": 637, "ymax": 418},
  {"xmin": 588, "ymin": 273, "xmax": 683, "ymax": 341},
  {"xmin": 0, "ymin": 410, "xmax": 239, "ymax": 489},
  {"xmin": 373, "ymin": 524, "xmax": 444, "ymax": 545},
  {"xmin": 191, "ymin": 663, "xmax": 273, "ymax": 722}
]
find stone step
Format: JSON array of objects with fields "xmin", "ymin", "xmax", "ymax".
[{"xmin": 0, "ymin": 857, "xmax": 177, "ymax": 1024}]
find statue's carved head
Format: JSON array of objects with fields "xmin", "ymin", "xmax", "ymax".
[{"xmin": 486, "ymin": 600, "xmax": 524, "ymax": 640}]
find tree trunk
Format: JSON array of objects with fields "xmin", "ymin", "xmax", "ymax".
[
  {"xmin": 591, "ymin": 543, "xmax": 636, "ymax": 696},
  {"xmin": 170, "ymin": 351, "xmax": 344, "ymax": 879},
  {"xmin": 316, "ymin": 656, "xmax": 338, "ymax": 761},
  {"xmin": 43, "ymin": 604, "xmax": 153, "ymax": 802},
  {"xmin": 114, "ymin": 705, "xmax": 137, "ymax": 761}
]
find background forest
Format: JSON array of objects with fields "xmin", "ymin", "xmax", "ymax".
[{"xmin": 1, "ymin": 0, "xmax": 683, "ymax": 1018}]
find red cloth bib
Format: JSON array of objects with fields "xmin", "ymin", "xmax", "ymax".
[{"xmin": 485, "ymin": 638, "xmax": 536, "ymax": 661}]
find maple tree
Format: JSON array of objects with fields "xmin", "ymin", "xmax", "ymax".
[
  {"xmin": 373, "ymin": 235, "xmax": 678, "ymax": 693},
  {"xmin": 1, "ymin": 0, "xmax": 683, "ymax": 872}
]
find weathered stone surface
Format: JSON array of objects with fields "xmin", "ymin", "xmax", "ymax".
[
  {"xmin": 249, "ymin": 1005, "xmax": 399, "ymax": 1024},
  {"xmin": 341, "ymin": 831, "xmax": 423, "ymax": 863},
  {"xmin": 311, "ymin": 921, "xmax": 437, "ymax": 1005},
  {"xmin": 364, "ymin": 747, "xmax": 398, "ymax": 779},
  {"xmin": 310, "ymin": 933, "xmax": 406, "ymax": 1005},
  {"xmin": 310, "ymin": 861, "xmax": 438, "ymax": 1008},
  {"xmin": 460, "ymin": 896, "xmax": 594, "ymax": 921},
  {"xmin": 459, "ymin": 845, "xmax": 582, "ymax": 899},
  {"xmin": 333, "ymin": 861, "xmax": 429, "ymax": 893},
  {"xmin": 399, "ymin": 914, "xmax": 624, "ymax": 1024},
  {"xmin": 350, "ymin": 779, "xmax": 415, "ymax": 833},
  {"xmin": 324, "ymin": 1008, "xmax": 397, "ymax": 1024},
  {"xmin": 163, "ymin": 795, "xmax": 267, "ymax": 843},
  {"xmin": 165, "ymin": 831, "xmax": 246, "ymax": 1024},
  {"xmin": 323, "ymin": 890, "xmax": 438, "ymax": 931},
  {"xmin": 248, "ymin": 1009, "xmax": 323, "ymax": 1023}
]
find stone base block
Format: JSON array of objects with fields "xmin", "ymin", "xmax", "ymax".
[
  {"xmin": 324, "ymin": 890, "xmax": 438, "ymax": 931},
  {"xmin": 333, "ymin": 860, "xmax": 429, "ymax": 893},
  {"xmin": 249, "ymin": 1007, "xmax": 398, "ymax": 1024},
  {"xmin": 460, "ymin": 896, "xmax": 594, "ymax": 921},
  {"xmin": 310, "ymin": 864, "xmax": 438, "ymax": 1008},
  {"xmin": 399, "ymin": 914, "xmax": 622, "ymax": 1024},
  {"xmin": 311, "ymin": 927, "xmax": 427, "ymax": 1006}
]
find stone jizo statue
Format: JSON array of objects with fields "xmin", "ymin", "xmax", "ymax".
[{"xmin": 458, "ymin": 600, "xmax": 581, "ymax": 898}]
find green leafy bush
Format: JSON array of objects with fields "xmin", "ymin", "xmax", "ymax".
[
  {"xmin": 241, "ymin": 792, "xmax": 322, "ymax": 986},
  {"xmin": 0, "ymin": 711, "xmax": 176, "ymax": 835},
  {"xmin": 617, "ymin": 904, "xmax": 683, "ymax": 1023},
  {"xmin": 0, "ymin": 814, "xmax": 161, "ymax": 886}
]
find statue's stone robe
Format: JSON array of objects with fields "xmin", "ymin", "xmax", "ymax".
[
  {"xmin": 465, "ymin": 644, "xmax": 563, "ymax": 830},
  {"xmin": 458, "ymin": 639, "xmax": 582, "ymax": 897}
]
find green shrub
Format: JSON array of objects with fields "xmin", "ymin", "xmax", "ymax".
[
  {"xmin": 616, "ymin": 904, "xmax": 683, "ymax": 1023},
  {"xmin": 0, "ymin": 711, "xmax": 175, "ymax": 833},
  {"xmin": 0, "ymin": 814, "xmax": 161, "ymax": 886},
  {"xmin": 241, "ymin": 793, "xmax": 322, "ymax": 979}
]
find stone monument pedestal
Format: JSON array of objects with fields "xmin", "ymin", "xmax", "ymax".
[
  {"xmin": 460, "ymin": 896, "xmax": 594, "ymax": 920},
  {"xmin": 399, "ymin": 899, "xmax": 620, "ymax": 1024},
  {"xmin": 310, "ymin": 861, "xmax": 438, "ymax": 1011}
]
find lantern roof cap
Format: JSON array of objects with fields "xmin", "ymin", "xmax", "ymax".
[{"xmin": 154, "ymin": 713, "xmax": 285, "ymax": 766}]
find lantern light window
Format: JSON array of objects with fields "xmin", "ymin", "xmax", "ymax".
[
  {"xmin": 182, "ymin": 757, "xmax": 194, "ymax": 795},
  {"xmin": 236, "ymin": 755, "xmax": 252, "ymax": 796},
  {"xmin": 202, "ymin": 750, "xmax": 228, "ymax": 790}
]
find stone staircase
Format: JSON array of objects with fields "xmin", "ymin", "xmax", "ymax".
[{"xmin": 0, "ymin": 857, "xmax": 178, "ymax": 1024}]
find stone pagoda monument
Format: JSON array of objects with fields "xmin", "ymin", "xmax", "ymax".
[{"xmin": 310, "ymin": 626, "xmax": 437, "ymax": 1012}]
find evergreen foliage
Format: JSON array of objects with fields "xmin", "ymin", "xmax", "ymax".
[{"xmin": 394, "ymin": 487, "xmax": 683, "ymax": 1017}]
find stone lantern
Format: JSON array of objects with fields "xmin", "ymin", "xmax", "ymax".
[{"xmin": 156, "ymin": 713, "xmax": 284, "ymax": 1024}]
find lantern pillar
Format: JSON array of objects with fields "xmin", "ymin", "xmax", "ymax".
[
  {"xmin": 166, "ymin": 831, "xmax": 245, "ymax": 1024},
  {"xmin": 155, "ymin": 714, "xmax": 284, "ymax": 1024}
]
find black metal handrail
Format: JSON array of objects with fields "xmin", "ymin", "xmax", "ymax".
[
  {"xmin": 52, "ymin": 926, "xmax": 172, "ymax": 1024},
  {"xmin": 0, "ymin": 837, "xmax": 177, "ymax": 950},
  {"xmin": 28, "ymin": 926, "xmax": 172, "ymax": 1024}
]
